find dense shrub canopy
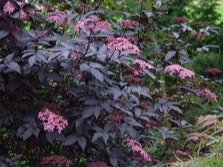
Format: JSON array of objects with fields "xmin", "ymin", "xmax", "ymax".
[{"xmin": 0, "ymin": 0, "xmax": 221, "ymax": 167}]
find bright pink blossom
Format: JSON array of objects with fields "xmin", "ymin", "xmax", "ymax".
[
  {"xmin": 88, "ymin": 161, "xmax": 107, "ymax": 167},
  {"xmin": 117, "ymin": 20, "xmax": 139, "ymax": 28},
  {"xmin": 164, "ymin": 64, "xmax": 195, "ymax": 79},
  {"xmin": 196, "ymin": 88, "xmax": 217, "ymax": 102},
  {"xmin": 3, "ymin": 1, "xmax": 15, "ymax": 14},
  {"xmin": 133, "ymin": 59, "xmax": 154, "ymax": 69},
  {"xmin": 123, "ymin": 138, "xmax": 152, "ymax": 162},
  {"xmin": 41, "ymin": 155, "xmax": 73, "ymax": 166},
  {"xmin": 38, "ymin": 107, "xmax": 68, "ymax": 133},
  {"xmin": 106, "ymin": 37, "xmax": 140, "ymax": 55},
  {"xmin": 74, "ymin": 17, "xmax": 111, "ymax": 33}
]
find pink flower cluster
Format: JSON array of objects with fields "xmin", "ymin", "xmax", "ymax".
[
  {"xmin": 193, "ymin": 21, "xmax": 209, "ymax": 26},
  {"xmin": 3, "ymin": 1, "xmax": 15, "ymax": 14},
  {"xmin": 37, "ymin": 107, "xmax": 68, "ymax": 133},
  {"xmin": 46, "ymin": 12, "xmax": 71, "ymax": 25},
  {"xmin": 123, "ymin": 138, "xmax": 152, "ymax": 162},
  {"xmin": 127, "ymin": 68, "xmax": 145, "ymax": 75},
  {"xmin": 196, "ymin": 88, "xmax": 217, "ymax": 102},
  {"xmin": 106, "ymin": 37, "xmax": 140, "ymax": 55},
  {"xmin": 3, "ymin": 1, "xmax": 33, "ymax": 20},
  {"xmin": 74, "ymin": 17, "xmax": 111, "ymax": 33},
  {"xmin": 205, "ymin": 68, "xmax": 222, "ymax": 75},
  {"xmin": 133, "ymin": 59, "xmax": 154, "ymax": 69},
  {"xmin": 41, "ymin": 155, "xmax": 73, "ymax": 166},
  {"xmin": 172, "ymin": 17, "xmax": 189, "ymax": 23},
  {"xmin": 192, "ymin": 32, "xmax": 210, "ymax": 38},
  {"xmin": 117, "ymin": 19, "xmax": 139, "ymax": 28},
  {"xmin": 164, "ymin": 64, "xmax": 195, "ymax": 80},
  {"xmin": 87, "ymin": 161, "xmax": 107, "ymax": 167}
]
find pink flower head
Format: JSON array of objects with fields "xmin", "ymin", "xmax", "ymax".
[
  {"xmin": 19, "ymin": 10, "xmax": 30, "ymax": 20},
  {"xmin": 46, "ymin": 12, "xmax": 64, "ymax": 22},
  {"xmin": 127, "ymin": 68, "xmax": 145, "ymax": 75},
  {"xmin": 74, "ymin": 17, "xmax": 111, "ymax": 33},
  {"xmin": 38, "ymin": 107, "xmax": 68, "ymax": 133},
  {"xmin": 205, "ymin": 68, "xmax": 222, "ymax": 75},
  {"xmin": 196, "ymin": 88, "xmax": 217, "ymax": 102},
  {"xmin": 106, "ymin": 37, "xmax": 140, "ymax": 56},
  {"xmin": 192, "ymin": 32, "xmax": 210, "ymax": 38},
  {"xmin": 87, "ymin": 161, "xmax": 107, "ymax": 167},
  {"xmin": 164, "ymin": 64, "xmax": 195, "ymax": 80},
  {"xmin": 117, "ymin": 20, "xmax": 139, "ymax": 28},
  {"xmin": 172, "ymin": 17, "xmax": 189, "ymax": 23},
  {"xmin": 133, "ymin": 59, "xmax": 154, "ymax": 69},
  {"xmin": 123, "ymin": 138, "xmax": 152, "ymax": 162},
  {"xmin": 41, "ymin": 155, "xmax": 73, "ymax": 166},
  {"xmin": 193, "ymin": 21, "xmax": 209, "ymax": 26},
  {"xmin": 3, "ymin": 1, "xmax": 15, "ymax": 14}
]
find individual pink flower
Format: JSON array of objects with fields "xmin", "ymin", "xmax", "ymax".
[
  {"xmin": 74, "ymin": 17, "xmax": 111, "ymax": 33},
  {"xmin": 164, "ymin": 64, "xmax": 195, "ymax": 80},
  {"xmin": 172, "ymin": 17, "xmax": 189, "ymax": 23},
  {"xmin": 123, "ymin": 138, "xmax": 152, "ymax": 162},
  {"xmin": 41, "ymin": 155, "xmax": 73, "ymax": 166},
  {"xmin": 38, "ymin": 107, "xmax": 68, "ymax": 133},
  {"xmin": 133, "ymin": 59, "xmax": 154, "ymax": 69},
  {"xmin": 87, "ymin": 161, "xmax": 107, "ymax": 167},
  {"xmin": 192, "ymin": 32, "xmax": 210, "ymax": 38},
  {"xmin": 106, "ymin": 37, "xmax": 140, "ymax": 56},
  {"xmin": 196, "ymin": 88, "xmax": 217, "ymax": 102},
  {"xmin": 117, "ymin": 20, "xmax": 139, "ymax": 28},
  {"xmin": 3, "ymin": 1, "xmax": 15, "ymax": 14},
  {"xmin": 205, "ymin": 68, "xmax": 222, "ymax": 75}
]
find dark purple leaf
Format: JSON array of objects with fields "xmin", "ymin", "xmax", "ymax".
[
  {"xmin": 82, "ymin": 106, "xmax": 94, "ymax": 119},
  {"xmin": 0, "ymin": 30, "xmax": 9, "ymax": 40},
  {"xmin": 78, "ymin": 136, "xmax": 86, "ymax": 151},
  {"xmin": 23, "ymin": 128, "xmax": 34, "ymax": 141},
  {"xmin": 62, "ymin": 135, "xmax": 78, "ymax": 146},
  {"xmin": 92, "ymin": 132, "xmax": 103, "ymax": 142},
  {"xmin": 29, "ymin": 55, "xmax": 36, "ymax": 67},
  {"xmin": 80, "ymin": 63, "xmax": 90, "ymax": 72},
  {"xmin": 6, "ymin": 62, "xmax": 21, "ymax": 73},
  {"xmin": 165, "ymin": 51, "xmax": 176, "ymax": 61},
  {"xmin": 90, "ymin": 68, "xmax": 104, "ymax": 82},
  {"xmin": 110, "ymin": 157, "xmax": 117, "ymax": 167}
]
